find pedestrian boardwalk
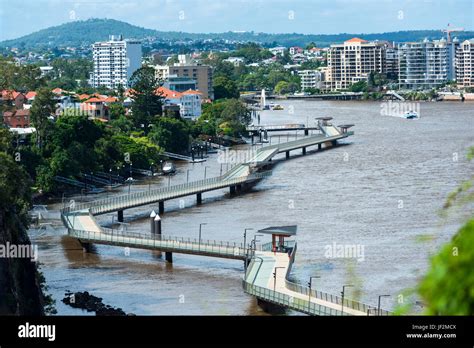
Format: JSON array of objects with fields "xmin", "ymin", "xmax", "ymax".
[{"xmin": 57, "ymin": 120, "xmax": 380, "ymax": 316}]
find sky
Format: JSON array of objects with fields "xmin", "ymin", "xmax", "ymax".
[{"xmin": 0, "ymin": 0, "xmax": 473, "ymax": 41}]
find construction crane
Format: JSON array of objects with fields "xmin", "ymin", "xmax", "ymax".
[{"xmin": 442, "ymin": 24, "xmax": 464, "ymax": 43}]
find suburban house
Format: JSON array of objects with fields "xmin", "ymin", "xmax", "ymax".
[
  {"xmin": 3, "ymin": 109, "xmax": 31, "ymax": 128},
  {"xmin": 1, "ymin": 90, "xmax": 26, "ymax": 109},
  {"xmin": 156, "ymin": 86, "xmax": 202, "ymax": 119}
]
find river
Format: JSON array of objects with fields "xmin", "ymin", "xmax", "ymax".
[{"xmin": 29, "ymin": 100, "xmax": 474, "ymax": 315}]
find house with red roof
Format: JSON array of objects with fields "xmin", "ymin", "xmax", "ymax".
[
  {"xmin": 156, "ymin": 87, "xmax": 202, "ymax": 119},
  {"xmin": 1, "ymin": 90, "xmax": 26, "ymax": 109},
  {"xmin": 3, "ymin": 109, "xmax": 31, "ymax": 128}
]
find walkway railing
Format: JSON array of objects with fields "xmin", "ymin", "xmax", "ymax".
[
  {"xmin": 243, "ymin": 242, "xmax": 393, "ymax": 316},
  {"xmin": 62, "ymin": 171, "xmax": 271, "ymax": 216},
  {"xmin": 70, "ymin": 228, "xmax": 248, "ymax": 260}
]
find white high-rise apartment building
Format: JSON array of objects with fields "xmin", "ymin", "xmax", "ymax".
[
  {"xmin": 326, "ymin": 38, "xmax": 387, "ymax": 90},
  {"xmin": 298, "ymin": 70, "xmax": 323, "ymax": 91},
  {"xmin": 456, "ymin": 39, "xmax": 474, "ymax": 88},
  {"xmin": 398, "ymin": 38, "xmax": 457, "ymax": 90},
  {"xmin": 90, "ymin": 35, "xmax": 142, "ymax": 89}
]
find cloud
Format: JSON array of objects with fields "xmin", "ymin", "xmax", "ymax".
[{"xmin": 0, "ymin": 0, "xmax": 472, "ymax": 41}]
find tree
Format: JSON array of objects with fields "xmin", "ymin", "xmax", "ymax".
[
  {"xmin": 274, "ymin": 81, "xmax": 299, "ymax": 95},
  {"xmin": 219, "ymin": 99, "xmax": 251, "ymax": 136},
  {"xmin": 418, "ymin": 146, "xmax": 474, "ymax": 315},
  {"xmin": 149, "ymin": 117, "xmax": 190, "ymax": 154},
  {"xmin": 349, "ymin": 81, "xmax": 368, "ymax": 93},
  {"xmin": 213, "ymin": 76, "xmax": 239, "ymax": 100},
  {"xmin": 129, "ymin": 66, "xmax": 163, "ymax": 131},
  {"xmin": 30, "ymin": 88, "xmax": 56, "ymax": 150},
  {"xmin": 108, "ymin": 102, "xmax": 126, "ymax": 120}
]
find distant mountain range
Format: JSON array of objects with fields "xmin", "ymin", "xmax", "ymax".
[{"xmin": 1, "ymin": 18, "xmax": 473, "ymax": 49}]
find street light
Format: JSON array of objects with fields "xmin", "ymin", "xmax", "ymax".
[
  {"xmin": 198, "ymin": 223, "xmax": 207, "ymax": 249},
  {"xmin": 341, "ymin": 284, "xmax": 354, "ymax": 315},
  {"xmin": 243, "ymin": 228, "xmax": 254, "ymax": 272},
  {"xmin": 128, "ymin": 162, "xmax": 133, "ymax": 195},
  {"xmin": 308, "ymin": 276, "xmax": 321, "ymax": 308},
  {"xmin": 186, "ymin": 169, "xmax": 191, "ymax": 183},
  {"xmin": 204, "ymin": 166, "xmax": 210, "ymax": 179},
  {"xmin": 378, "ymin": 295, "xmax": 391, "ymax": 316},
  {"xmin": 273, "ymin": 267, "xmax": 285, "ymax": 291}
]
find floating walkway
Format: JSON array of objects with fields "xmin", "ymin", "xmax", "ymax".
[{"xmin": 58, "ymin": 119, "xmax": 381, "ymax": 316}]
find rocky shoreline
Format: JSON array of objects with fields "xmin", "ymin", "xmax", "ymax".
[{"xmin": 63, "ymin": 291, "xmax": 133, "ymax": 316}]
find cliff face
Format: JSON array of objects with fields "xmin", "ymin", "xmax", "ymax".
[
  {"xmin": 0, "ymin": 149, "xmax": 44, "ymax": 316},
  {"xmin": 0, "ymin": 217, "xmax": 44, "ymax": 315}
]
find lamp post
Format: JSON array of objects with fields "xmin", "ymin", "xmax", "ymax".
[
  {"xmin": 341, "ymin": 284, "xmax": 354, "ymax": 315},
  {"xmin": 273, "ymin": 267, "xmax": 285, "ymax": 291},
  {"xmin": 308, "ymin": 276, "xmax": 321, "ymax": 308},
  {"xmin": 128, "ymin": 162, "xmax": 133, "ymax": 195},
  {"xmin": 186, "ymin": 169, "xmax": 191, "ymax": 183},
  {"xmin": 204, "ymin": 166, "xmax": 210, "ymax": 179},
  {"xmin": 243, "ymin": 228, "xmax": 254, "ymax": 272},
  {"xmin": 109, "ymin": 168, "xmax": 112, "ymax": 186},
  {"xmin": 377, "ymin": 295, "xmax": 390, "ymax": 316},
  {"xmin": 198, "ymin": 223, "xmax": 207, "ymax": 250}
]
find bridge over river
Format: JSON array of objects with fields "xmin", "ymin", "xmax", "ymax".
[{"xmin": 59, "ymin": 119, "xmax": 392, "ymax": 315}]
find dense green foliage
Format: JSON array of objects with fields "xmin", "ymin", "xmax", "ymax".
[
  {"xmin": 419, "ymin": 219, "xmax": 474, "ymax": 315},
  {"xmin": 198, "ymin": 99, "xmax": 251, "ymax": 137},
  {"xmin": 129, "ymin": 66, "xmax": 163, "ymax": 131},
  {"xmin": 418, "ymin": 147, "xmax": 474, "ymax": 315},
  {"xmin": 0, "ymin": 56, "xmax": 45, "ymax": 91}
]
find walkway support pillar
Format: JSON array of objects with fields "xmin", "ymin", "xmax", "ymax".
[
  {"xmin": 80, "ymin": 242, "xmax": 92, "ymax": 253},
  {"xmin": 159, "ymin": 201, "xmax": 164, "ymax": 214},
  {"xmin": 332, "ymin": 140, "xmax": 337, "ymax": 147},
  {"xmin": 154, "ymin": 215, "xmax": 162, "ymax": 236},
  {"xmin": 150, "ymin": 211, "xmax": 156, "ymax": 234},
  {"xmin": 318, "ymin": 143, "xmax": 322, "ymax": 150},
  {"xmin": 197, "ymin": 193, "xmax": 202, "ymax": 205},
  {"xmin": 165, "ymin": 252, "xmax": 173, "ymax": 263},
  {"xmin": 286, "ymin": 151, "xmax": 290, "ymax": 159},
  {"xmin": 302, "ymin": 147, "xmax": 306, "ymax": 155},
  {"xmin": 117, "ymin": 210, "xmax": 124, "ymax": 223},
  {"xmin": 230, "ymin": 186, "xmax": 236, "ymax": 195},
  {"xmin": 304, "ymin": 129, "xmax": 309, "ymax": 136}
]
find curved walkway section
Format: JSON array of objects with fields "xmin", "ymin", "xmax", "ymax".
[{"xmin": 243, "ymin": 243, "xmax": 392, "ymax": 316}]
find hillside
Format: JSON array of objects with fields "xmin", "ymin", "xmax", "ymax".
[{"xmin": 1, "ymin": 18, "xmax": 473, "ymax": 49}]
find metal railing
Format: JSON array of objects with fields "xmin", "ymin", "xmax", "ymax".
[
  {"xmin": 61, "ymin": 171, "xmax": 271, "ymax": 216},
  {"xmin": 70, "ymin": 228, "xmax": 248, "ymax": 259},
  {"xmin": 243, "ymin": 242, "xmax": 392, "ymax": 316}
]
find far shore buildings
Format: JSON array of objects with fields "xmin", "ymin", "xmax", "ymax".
[
  {"xmin": 326, "ymin": 38, "xmax": 389, "ymax": 90},
  {"xmin": 90, "ymin": 35, "xmax": 142, "ymax": 89},
  {"xmin": 154, "ymin": 55, "xmax": 214, "ymax": 100},
  {"xmin": 398, "ymin": 38, "xmax": 458, "ymax": 90},
  {"xmin": 456, "ymin": 39, "xmax": 474, "ymax": 88},
  {"xmin": 298, "ymin": 70, "xmax": 324, "ymax": 91}
]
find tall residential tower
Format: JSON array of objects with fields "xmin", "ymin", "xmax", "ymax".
[{"xmin": 90, "ymin": 35, "xmax": 142, "ymax": 89}]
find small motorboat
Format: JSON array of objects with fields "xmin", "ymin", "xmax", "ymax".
[
  {"xmin": 272, "ymin": 104, "xmax": 284, "ymax": 110},
  {"xmin": 162, "ymin": 162, "xmax": 176, "ymax": 175},
  {"xmin": 403, "ymin": 111, "xmax": 419, "ymax": 119}
]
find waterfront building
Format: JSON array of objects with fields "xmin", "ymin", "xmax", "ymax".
[
  {"xmin": 298, "ymin": 70, "xmax": 323, "ymax": 91},
  {"xmin": 90, "ymin": 35, "xmax": 142, "ymax": 89},
  {"xmin": 398, "ymin": 38, "xmax": 458, "ymax": 90},
  {"xmin": 326, "ymin": 38, "xmax": 387, "ymax": 90},
  {"xmin": 456, "ymin": 39, "xmax": 474, "ymax": 88}
]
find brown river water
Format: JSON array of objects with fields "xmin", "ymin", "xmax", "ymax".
[{"xmin": 29, "ymin": 100, "xmax": 474, "ymax": 315}]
